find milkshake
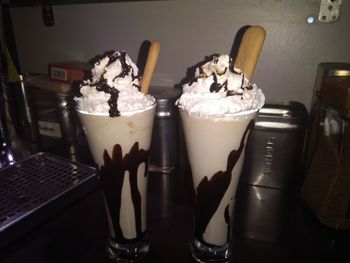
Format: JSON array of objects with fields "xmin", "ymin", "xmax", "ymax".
[
  {"xmin": 177, "ymin": 54, "xmax": 265, "ymax": 262},
  {"xmin": 75, "ymin": 51, "xmax": 155, "ymax": 262}
]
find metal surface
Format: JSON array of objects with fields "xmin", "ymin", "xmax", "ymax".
[
  {"xmin": 13, "ymin": 75, "xmax": 39, "ymax": 143},
  {"xmin": 241, "ymin": 101, "xmax": 308, "ymax": 189},
  {"xmin": 0, "ymin": 81, "xmax": 15, "ymax": 168},
  {"xmin": 237, "ymin": 101, "xmax": 307, "ymax": 242},
  {"xmin": 149, "ymin": 87, "xmax": 181, "ymax": 173},
  {"xmin": 0, "ymin": 142, "xmax": 15, "ymax": 168},
  {"xmin": 24, "ymin": 75, "xmax": 88, "ymax": 162},
  {"xmin": 235, "ymin": 185, "xmax": 295, "ymax": 242},
  {"xmin": 0, "ymin": 152, "xmax": 97, "ymax": 248}
]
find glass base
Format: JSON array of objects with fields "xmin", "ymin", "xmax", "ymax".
[
  {"xmin": 106, "ymin": 238, "xmax": 150, "ymax": 262},
  {"xmin": 191, "ymin": 238, "xmax": 232, "ymax": 263}
]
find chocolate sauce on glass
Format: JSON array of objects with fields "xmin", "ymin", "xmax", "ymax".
[
  {"xmin": 100, "ymin": 142, "xmax": 149, "ymax": 243},
  {"xmin": 224, "ymin": 204, "xmax": 231, "ymax": 242},
  {"xmin": 194, "ymin": 120, "xmax": 254, "ymax": 245}
]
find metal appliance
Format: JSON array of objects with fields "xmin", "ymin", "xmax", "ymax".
[
  {"xmin": 236, "ymin": 101, "xmax": 308, "ymax": 242},
  {"xmin": 0, "ymin": 152, "xmax": 97, "ymax": 249}
]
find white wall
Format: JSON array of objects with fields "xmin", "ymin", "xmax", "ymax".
[{"xmin": 10, "ymin": 0, "xmax": 350, "ymax": 110}]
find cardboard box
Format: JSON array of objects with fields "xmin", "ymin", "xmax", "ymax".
[{"xmin": 48, "ymin": 61, "xmax": 91, "ymax": 83}]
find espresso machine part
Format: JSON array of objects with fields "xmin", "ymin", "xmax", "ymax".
[
  {"xmin": 0, "ymin": 152, "xmax": 97, "ymax": 249},
  {"xmin": 0, "ymin": 74, "xmax": 37, "ymax": 165},
  {"xmin": 0, "ymin": 85, "xmax": 15, "ymax": 168},
  {"xmin": 12, "ymin": 75, "xmax": 40, "ymax": 143}
]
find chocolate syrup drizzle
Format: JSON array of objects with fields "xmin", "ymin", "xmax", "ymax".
[
  {"xmin": 209, "ymin": 73, "xmax": 228, "ymax": 93},
  {"xmin": 93, "ymin": 51, "xmax": 140, "ymax": 117},
  {"xmin": 194, "ymin": 120, "xmax": 254, "ymax": 246},
  {"xmin": 193, "ymin": 55, "xmax": 247, "ymax": 98},
  {"xmin": 224, "ymin": 204, "xmax": 231, "ymax": 242},
  {"xmin": 100, "ymin": 142, "xmax": 149, "ymax": 243}
]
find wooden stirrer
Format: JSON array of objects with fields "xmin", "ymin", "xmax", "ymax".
[
  {"xmin": 140, "ymin": 41, "xmax": 161, "ymax": 94},
  {"xmin": 234, "ymin": 26, "xmax": 266, "ymax": 80}
]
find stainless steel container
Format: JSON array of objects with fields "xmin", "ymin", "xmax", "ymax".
[
  {"xmin": 149, "ymin": 87, "xmax": 181, "ymax": 173},
  {"xmin": 236, "ymin": 100, "xmax": 308, "ymax": 242},
  {"xmin": 23, "ymin": 75, "xmax": 89, "ymax": 163}
]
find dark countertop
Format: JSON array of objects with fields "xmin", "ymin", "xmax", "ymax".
[{"xmin": 0, "ymin": 165, "xmax": 349, "ymax": 263}]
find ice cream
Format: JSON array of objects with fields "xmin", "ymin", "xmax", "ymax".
[
  {"xmin": 177, "ymin": 54, "xmax": 264, "ymax": 116},
  {"xmin": 75, "ymin": 51, "xmax": 155, "ymax": 261},
  {"xmin": 75, "ymin": 50, "xmax": 155, "ymax": 116},
  {"xmin": 178, "ymin": 54, "xmax": 265, "ymax": 251}
]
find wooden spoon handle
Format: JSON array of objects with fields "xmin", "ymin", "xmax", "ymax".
[
  {"xmin": 140, "ymin": 41, "xmax": 161, "ymax": 94},
  {"xmin": 234, "ymin": 26, "xmax": 266, "ymax": 80}
]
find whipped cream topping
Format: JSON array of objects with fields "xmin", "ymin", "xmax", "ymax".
[
  {"xmin": 177, "ymin": 54, "xmax": 265, "ymax": 116},
  {"xmin": 75, "ymin": 51, "xmax": 155, "ymax": 117}
]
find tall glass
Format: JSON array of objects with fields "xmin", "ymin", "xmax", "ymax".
[
  {"xmin": 179, "ymin": 109, "xmax": 257, "ymax": 263},
  {"xmin": 77, "ymin": 104, "xmax": 156, "ymax": 262}
]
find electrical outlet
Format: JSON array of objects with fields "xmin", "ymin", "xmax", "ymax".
[{"xmin": 318, "ymin": 0, "xmax": 342, "ymax": 23}]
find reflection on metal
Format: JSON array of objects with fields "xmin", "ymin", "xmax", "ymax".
[
  {"xmin": 0, "ymin": 142, "xmax": 15, "ymax": 168},
  {"xmin": 253, "ymin": 173, "xmax": 265, "ymax": 186},
  {"xmin": 254, "ymin": 121, "xmax": 299, "ymax": 130},
  {"xmin": 252, "ymin": 185, "xmax": 262, "ymax": 201},
  {"xmin": 259, "ymin": 108, "xmax": 292, "ymax": 117},
  {"xmin": 318, "ymin": 0, "xmax": 342, "ymax": 23}
]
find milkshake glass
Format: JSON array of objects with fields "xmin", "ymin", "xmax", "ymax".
[
  {"xmin": 176, "ymin": 54, "xmax": 264, "ymax": 262},
  {"xmin": 74, "ymin": 50, "xmax": 157, "ymax": 262},
  {"xmin": 180, "ymin": 109, "xmax": 256, "ymax": 262},
  {"xmin": 77, "ymin": 105, "xmax": 155, "ymax": 262}
]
